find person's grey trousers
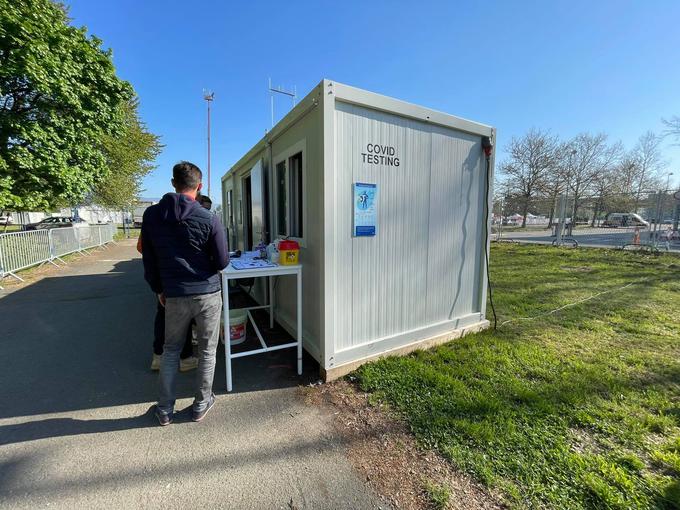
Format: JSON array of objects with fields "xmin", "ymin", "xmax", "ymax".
[{"xmin": 157, "ymin": 290, "xmax": 222, "ymax": 415}]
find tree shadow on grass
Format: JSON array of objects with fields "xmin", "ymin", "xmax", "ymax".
[{"xmin": 653, "ymin": 479, "xmax": 680, "ymax": 510}]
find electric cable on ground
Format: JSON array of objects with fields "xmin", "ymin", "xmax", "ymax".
[
  {"xmin": 497, "ymin": 279, "xmax": 645, "ymax": 329},
  {"xmin": 481, "ymin": 138, "xmax": 497, "ymax": 330}
]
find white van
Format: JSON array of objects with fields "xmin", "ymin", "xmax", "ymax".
[{"xmin": 602, "ymin": 213, "xmax": 649, "ymax": 228}]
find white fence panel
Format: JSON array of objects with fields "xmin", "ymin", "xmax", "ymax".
[
  {"xmin": 0, "ymin": 224, "xmax": 116, "ymax": 282},
  {"xmin": 102, "ymin": 224, "xmax": 115, "ymax": 243},
  {"xmin": 50, "ymin": 227, "xmax": 80, "ymax": 258},
  {"xmin": 0, "ymin": 230, "xmax": 51, "ymax": 276},
  {"xmin": 78, "ymin": 226, "xmax": 99, "ymax": 250}
]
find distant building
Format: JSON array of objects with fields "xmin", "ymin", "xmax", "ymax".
[
  {"xmin": 132, "ymin": 200, "xmax": 156, "ymax": 226},
  {"xmin": 9, "ymin": 205, "xmax": 130, "ymax": 227}
]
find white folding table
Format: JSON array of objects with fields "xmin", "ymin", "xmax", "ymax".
[{"xmin": 220, "ymin": 261, "xmax": 302, "ymax": 392}]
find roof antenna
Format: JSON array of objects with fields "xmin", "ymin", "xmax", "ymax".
[{"xmin": 268, "ymin": 78, "xmax": 296, "ymax": 128}]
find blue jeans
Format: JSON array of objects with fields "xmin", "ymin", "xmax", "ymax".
[
  {"xmin": 153, "ymin": 301, "xmax": 194, "ymax": 358},
  {"xmin": 157, "ymin": 291, "xmax": 222, "ymax": 415}
]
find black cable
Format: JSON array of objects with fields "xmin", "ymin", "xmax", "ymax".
[{"xmin": 483, "ymin": 154, "xmax": 498, "ymax": 330}]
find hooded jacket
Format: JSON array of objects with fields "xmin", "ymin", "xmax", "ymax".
[{"xmin": 141, "ymin": 193, "xmax": 229, "ymax": 297}]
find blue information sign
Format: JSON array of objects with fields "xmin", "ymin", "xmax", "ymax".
[{"xmin": 353, "ymin": 182, "xmax": 378, "ymax": 237}]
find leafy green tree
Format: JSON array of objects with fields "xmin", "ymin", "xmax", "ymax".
[
  {"xmin": 91, "ymin": 97, "xmax": 163, "ymax": 209},
  {"xmin": 0, "ymin": 0, "xmax": 133, "ymax": 211}
]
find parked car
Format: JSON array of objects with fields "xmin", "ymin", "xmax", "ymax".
[
  {"xmin": 0, "ymin": 215, "xmax": 13, "ymax": 225},
  {"xmin": 24, "ymin": 216, "xmax": 87, "ymax": 230},
  {"xmin": 659, "ymin": 229, "xmax": 680, "ymax": 241},
  {"xmin": 601, "ymin": 213, "xmax": 649, "ymax": 228}
]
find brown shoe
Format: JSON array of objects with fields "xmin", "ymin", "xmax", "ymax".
[{"xmin": 180, "ymin": 356, "xmax": 198, "ymax": 372}]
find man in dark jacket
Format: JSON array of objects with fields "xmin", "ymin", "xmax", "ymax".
[{"xmin": 141, "ymin": 162, "xmax": 229, "ymax": 426}]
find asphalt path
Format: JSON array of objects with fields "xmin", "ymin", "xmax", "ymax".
[
  {"xmin": 500, "ymin": 227, "xmax": 680, "ymax": 252},
  {"xmin": 0, "ymin": 240, "xmax": 385, "ymax": 509}
]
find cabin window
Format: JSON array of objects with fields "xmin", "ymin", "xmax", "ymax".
[
  {"xmin": 289, "ymin": 152, "xmax": 303, "ymax": 238},
  {"xmin": 275, "ymin": 151, "xmax": 304, "ymax": 239},
  {"xmin": 276, "ymin": 161, "xmax": 287, "ymax": 236},
  {"xmin": 227, "ymin": 190, "xmax": 234, "ymax": 227}
]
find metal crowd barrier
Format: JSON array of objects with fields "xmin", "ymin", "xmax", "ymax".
[{"xmin": 0, "ymin": 224, "xmax": 116, "ymax": 284}]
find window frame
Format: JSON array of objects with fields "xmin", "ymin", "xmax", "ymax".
[
  {"xmin": 226, "ymin": 189, "xmax": 234, "ymax": 228},
  {"xmin": 272, "ymin": 139, "xmax": 307, "ymax": 246}
]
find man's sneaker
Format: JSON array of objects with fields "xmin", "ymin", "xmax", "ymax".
[
  {"xmin": 180, "ymin": 356, "xmax": 199, "ymax": 372},
  {"xmin": 155, "ymin": 408, "xmax": 172, "ymax": 427},
  {"xmin": 150, "ymin": 353, "xmax": 162, "ymax": 371},
  {"xmin": 192, "ymin": 394, "xmax": 216, "ymax": 422}
]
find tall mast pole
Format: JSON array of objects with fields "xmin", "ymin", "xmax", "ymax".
[{"xmin": 203, "ymin": 90, "xmax": 214, "ymax": 197}]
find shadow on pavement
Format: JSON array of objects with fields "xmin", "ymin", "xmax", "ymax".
[
  {"xmin": 0, "ymin": 258, "xmax": 319, "ymax": 426},
  {"xmin": 0, "ymin": 432, "xmax": 338, "ymax": 504},
  {"xmin": 0, "ymin": 406, "xmax": 157, "ymax": 446}
]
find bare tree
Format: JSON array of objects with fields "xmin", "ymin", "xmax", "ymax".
[
  {"xmin": 615, "ymin": 153, "xmax": 640, "ymax": 195},
  {"xmin": 538, "ymin": 142, "xmax": 571, "ymax": 226},
  {"xmin": 601, "ymin": 155, "xmax": 640, "ymax": 215},
  {"xmin": 589, "ymin": 165, "xmax": 618, "ymax": 226},
  {"xmin": 662, "ymin": 116, "xmax": 680, "ymax": 145},
  {"xmin": 565, "ymin": 133, "xmax": 622, "ymax": 223},
  {"xmin": 630, "ymin": 131, "xmax": 665, "ymax": 211},
  {"xmin": 500, "ymin": 129, "xmax": 559, "ymax": 227}
]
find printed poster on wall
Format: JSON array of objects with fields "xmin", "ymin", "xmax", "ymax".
[{"xmin": 353, "ymin": 182, "xmax": 378, "ymax": 237}]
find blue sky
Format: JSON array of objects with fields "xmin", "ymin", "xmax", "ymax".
[{"xmin": 65, "ymin": 0, "xmax": 680, "ymax": 203}]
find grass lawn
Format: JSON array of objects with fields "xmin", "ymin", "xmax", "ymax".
[
  {"xmin": 1, "ymin": 225, "xmax": 23, "ymax": 233},
  {"xmin": 355, "ymin": 243, "xmax": 680, "ymax": 509}
]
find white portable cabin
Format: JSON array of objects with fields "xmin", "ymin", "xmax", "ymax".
[{"xmin": 222, "ymin": 80, "xmax": 495, "ymax": 379}]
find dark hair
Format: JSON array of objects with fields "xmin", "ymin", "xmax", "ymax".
[
  {"xmin": 172, "ymin": 161, "xmax": 202, "ymax": 192},
  {"xmin": 198, "ymin": 194, "xmax": 212, "ymax": 210}
]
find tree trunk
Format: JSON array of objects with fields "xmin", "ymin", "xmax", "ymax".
[
  {"xmin": 634, "ymin": 172, "xmax": 646, "ymax": 214},
  {"xmin": 571, "ymin": 192, "xmax": 580, "ymax": 226},
  {"xmin": 548, "ymin": 190, "xmax": 558, "ymax": 227},
  {"xmin": 521, "ymin": 197, "xmax": 529, "ymax": 228},
  {"xmin": 591, "ymin": 201, "xmax": 600, "ymax": 227}
]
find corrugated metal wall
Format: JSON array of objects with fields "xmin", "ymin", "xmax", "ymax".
[
  {"xmin": 223, "ymin": 98, "xmax": 325, "ymax": 364},
  {"xmin": 331, "ymin": 101, "xmax": 485, "ymax": 354},
  {"xmin": 268, "ymin": 104, "xmax": 324, "ymax": 362}
]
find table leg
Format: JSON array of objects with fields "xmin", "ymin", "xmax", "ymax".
[
  {"xmin": 222, "ymin": 275, "xmax": 232, "ymax": 392},
  {"xmin": 297, "ymin": 269, "xmax": 302, "ymax": 376},
  {"xmin": 269, "ymin": 275, "xmax": 274, "ymax": 329}
]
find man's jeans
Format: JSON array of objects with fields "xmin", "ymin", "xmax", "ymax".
[
  {"xmin": 153, "ymin": 301, "xmax": 193, "ymax": 359},
  {"xmin": 157, "ymin": 291, "xmax": 222, "ymax": 415}
]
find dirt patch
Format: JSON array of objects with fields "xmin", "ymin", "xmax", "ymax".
[
  {"xmin": 0, "ymin": 258, "xmax": 69, "ymax": 291},
  {"xmin": 303, "ymin": 380, "xmax": 504, "ymax": 510},
  {"xmin": 568, "ymin": 427, "xmax": 604, "ymax": 455},
  {"xmin": 560, "ymin": 266, "xmax": 594, "ymax": 272}
]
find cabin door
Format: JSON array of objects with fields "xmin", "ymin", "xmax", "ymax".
[{"xmin": 243, "ymin": 159, "xmax": 268, "ymax": 251}]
